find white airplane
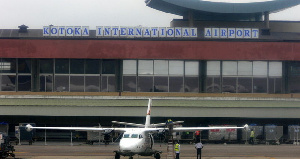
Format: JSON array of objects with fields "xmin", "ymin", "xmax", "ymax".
[{"xmin": 26, "ymin": 98, "xmax": 248, "ymax": 159}]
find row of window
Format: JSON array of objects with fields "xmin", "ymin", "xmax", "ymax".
[{"xmin": 1, "ymin": 58, "xmax": 300, "ymax": 93}]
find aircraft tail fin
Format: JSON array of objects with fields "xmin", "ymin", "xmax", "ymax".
[{"xmin": 145, "ymin": 98, "xmax": 152, "ymax": 128}]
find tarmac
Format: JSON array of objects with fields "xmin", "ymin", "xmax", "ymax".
[{"xmin": 10, "ymin": 141, "xmax": 300, "ymax": 159}]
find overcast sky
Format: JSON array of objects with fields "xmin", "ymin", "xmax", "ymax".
[{"xmin": 0, "ymin": 0, "xmax": 300, "ymax": 29}]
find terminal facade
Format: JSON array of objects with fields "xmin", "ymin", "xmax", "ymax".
[{"xmin": 1, "ymin": 0, "xmax": 300, "ymax": 137}]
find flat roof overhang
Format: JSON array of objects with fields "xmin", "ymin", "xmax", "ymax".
[
  {"xmin": 1, "ymin": 96, "xmax": 300, "ymax": 118},
  {"xmin": 146, "ymin": 0, "xmax": 300, "ymax": 20}
]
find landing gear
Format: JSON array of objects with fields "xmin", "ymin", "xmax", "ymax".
[
  {"xmin": 129, "ymin": 156, "xmax": 133, "ymax": 159},
  {"xmin": 154, "ymin": 152, "xmax": 161, "ymax": 159},
  {"xmin": 114, "ymin": 152, "xmax": 120, "ymax": 159}
]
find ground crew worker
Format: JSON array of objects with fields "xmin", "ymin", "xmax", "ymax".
[
  {"xmin": 195, "ymin": 141, "xmax": 203, "ymax": 159},
  {"xmin": 250, "ymin": 129, "xmax": 255, "ymax": 145},
  {"xmin": 174, "ymin": 141, "xmax": 180, "ymax": 159}
]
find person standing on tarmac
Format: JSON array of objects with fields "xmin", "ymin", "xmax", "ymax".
[
  {"xmin": 174, "ymin": 141, "xmax": 180, "ymax": 159},
  {"xmin": 250, "ymin": 129, "xmax": 255, "ymax": 145},
  {"xmin": 195, "ymin": 141, "xmax": 204, "ymax": 159}
]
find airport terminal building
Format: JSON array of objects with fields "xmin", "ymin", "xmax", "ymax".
[{"xmin": 1, "ymin": 0, "xmax": 300, "ymax": 139}]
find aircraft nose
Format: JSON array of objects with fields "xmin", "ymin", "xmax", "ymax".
[{"xmin": 120, "ymin": 141, "xmax": 138, "ymax": 151}]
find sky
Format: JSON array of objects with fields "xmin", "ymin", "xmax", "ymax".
[{"xmin": 0, "ymin": 0, "xmax": 300, "ymax": 29}]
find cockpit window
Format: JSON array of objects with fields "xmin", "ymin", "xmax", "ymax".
[
  {"xmin": 123, "ymin": 134, "xmax": 130, "ymax": 138},
  {"xmin": 131, "ymin": 134, "xmax": 138, "ymax": 138}
]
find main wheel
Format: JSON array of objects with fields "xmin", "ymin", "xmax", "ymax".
[
  {"xmin": 115, "ymin": 153, "xmax": 120, "ymax": 159},
  {"xmin": 129, "ymin": 156, "xmax": 133, "ymax": 159},
  {"xmin": 155, "ymin": 153, "xmax": 161, "ymax": 159}
]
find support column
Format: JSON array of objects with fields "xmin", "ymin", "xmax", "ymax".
[
  {"xmin": 188, "ymin": 10, "xmax": 194, "ymax": 27},
  {"xmin": 264, "ymin": 11, "xmax": 270, "ymax": 29}
]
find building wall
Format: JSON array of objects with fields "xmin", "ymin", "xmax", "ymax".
[{"xmin": 1, "ymin": 39, "xmax": 300, "ymax": 60}]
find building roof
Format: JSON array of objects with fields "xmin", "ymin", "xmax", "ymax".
[{"xmin": 146, "ymin": 0, "xmax": 300, "ymax": 20}]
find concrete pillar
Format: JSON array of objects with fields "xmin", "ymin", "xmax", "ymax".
[
  {"xmin": 188, "ymin": 10, "xmax": 194, "ymax": 27},
  {"xmin": 264, "ymin": 11, "xmax": 270, "ymax": 29}
]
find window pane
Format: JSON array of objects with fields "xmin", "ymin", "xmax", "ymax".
[
  {"xmin": 253, "ymin": 61, "xmax": 267, "ymax": 76},
  {"xmin": 123, "ymin": 60, "xmax": 137, "ymax": 75},
  {"xmin": 207, "ymin": 61, "xmax": 220, "ymax": 76},
  {"xmin": 222, "ymin": 77, "xmax": 236, "ymax": 93},
  {"xmin": 185, "ymin": 77, "xmax": 199, "ymax": 92},
  {"xmin": 85, "ymin": 60, "xmax": 100, "ymax": 74},
  {"xmin": 138, "ymin": 60, "xmax": 153, "ymax": 75},
  {"xmin": 55, "ymin": 75, "xmax": 69, "ymax": 92},
  {"xmin": 169, "ymin": 61, "xmax": 184, "ymax": 75},
  {"xmin": 46, "ymin": 75, "xmax": 53, "ymax": 92},
  {"xmin": 40, "ymin": 59, "xmax": 53, "ymax": 73},
  {"xmin": 102, "ymin": 60, "xmax": 115, "ymax": 74},
  {"xmin": 253, "ymin": 78, "xmax": 267, "ymax": 93},
  {"xmin": 169, "ymin": 76, "xmax": 183, "ymax": 92},
  {"xmin": 223, "ymin": 61, "xmax": 237, "ymax": 76},
  {"xmin": 55, "ymin": 59, "xmax": 69, "ymax": 74},
  {"xmin": 289, "ymin": 76, "xmax": 300, "ymax": 93},
  {"xmin": 101, "ymin": 76, "xmax": 107, "ymax": 92},
  {"xmin": 70, "ymin": 76, "xmax": 84, "ymax": 92},
  {"xmin": 185, "ymin": 61, "xmax": 199, "ymax": 76},
  {"xmin": 154, "ymin": 60, "xmax": 168, "ymax": 75},
  {"xmin": 237, "ymin": 77, "xmax": 252, "ymax": 93},
  {"xmin": 154, "ymin": 76, "xmax": 168, "ymax": 92},
  {"xmin": 138, "ymin": 76, "xmax": 153, "ymax": 92},
  {"xmin": 108, "ymin": 76, "xmax": 116, "ymax": 92},
  {"xmin": 1, "ymin": 75, "xmax": 16, "ymax": 91},
  {"xmin": 18, "ymin": 75, "xmax": 31, "ymax": 91},
  {"xmin": 70, "ymin": 59, "xmax": 84, "ymax": 74},
  {"xmin": 18, "ymin": 59, "xmax": 31, "ymax": 73},
  {"xmin": 1, "ymin": 58, "xmax": 16, "ymax": 73},
  {"xmin": 206, "ymin": 77, "xmax": 220, "ymax": 93},
  {"xmin": 238, "ymin": 61, "xmax": 252, "ymax": 76},
  {"xmin": 269, "ymin": 78, "xmax": 282, "ymax": 94},
  {"xmin": 269, "ymin": 62, "xmax": 282, "ymax": 77},
  {"xmin": 123, "ymin": 76, "xmax": 137, "ymax": 92},
  {"xmin": 40, "ymin": 76, "xmax": 45, "ymax": 92},
  {"xmin": 85, "ymin": 76, "xmax": 100, "ymax": 92}
]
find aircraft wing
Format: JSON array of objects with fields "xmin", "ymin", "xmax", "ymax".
[{"xmin": 173, "ymin": 125, "xmax": 248, "ymax": 132}]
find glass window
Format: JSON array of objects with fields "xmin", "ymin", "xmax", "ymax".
[
  {"xmin": 269, "ymin": 78, "xmax": 282, "ymax": 94},
  {"xmin": 102, "ymin": 60, "xmax": 115, "ymax": 74},
  {"xmin": 70, "ymin": 59, "xmax": 84, "ymax": 74},
  {"xmin": 253, "ymin": 61, "xmax": 267, "ymax": 76},
  {"xmin": 1, "ymin": 75, "xmax": 16, "ymax": 91},
  {"xmin": 85, "ymin": 76, "xmax": 100, "ymax": 92},
  {"xmin": 223, "ymin": 61, "xmax": 237, "ymax": 76},
  {"xmin": 207, "ymin": 61, "xmax": 220, "ymax": 76},
  {"xmin": 138, "ymin": 76, "xmax": 153, "ymax": 92},
  {"xmin": 40, "ymin": 59, "xmax": 53, "ymax": 73},
  {"xmin": 289, "ymin": 76, "xmax": 300, "ymax": 93},
  {"xmin": 123, "ymin": 134, "xmax": 130, "ymax": 138},
  {"xmin": 206, "ymin": 77, "xmax": 220, "ymax": 93},
  {"xmin": 123, "ymin": 60, "xmax": 137, "ymax": 75},
  {"xmin": 169, "ymin": 76, "xmax": 183, "ymax": 92},
  {"xmin": 85, "ymin": 60, "xmax": 100, "ymax": 74},
  {"xmin": 269, "ymin": 62, "xmax": 282, "ymax": 77},
  {"xmin": 123, "ymin": 76, "xmax": 137, "ymax": 92},
  {"xmin": 101, "ymin": 75, "xmax": 116, "ymax": 92},
  {"xmin": 18, "ymin": 59, "xmax": 31, "ymax": 73},
  {"xmin": 18, "ymin": 75, "xmax": 31, "ymax": 91},
  {"xmin": 154, "ymin": 76, "xmax": 168, "ymax": 92},
  {"xmin": 185, "ymin": 77, "xmax": 199, "ymax": 92},
  {"xmin": 40, "ymin": 75, "xmax": 53, "ymax": 92},
  {"xmin": 222, "ymin": 77, "xmax": 236, "ymax": 93},
  {"xmin": 1, "ymin": 58, "xmax": 16, "ymax": 73},
  {"xmin": 253, "ymin": 78, "xmax": 267, "ymax": 93},
  {"xmin": 169, "ymin": 61, "xmax": 183, "ymax": 75},
  {"xmin": 131, "ymin": 134, "xmax": 138, "ymax": 138},
  {"xmin": 55, "ymin": 75, "xmax": 69, "ymax": 92},
  {"xmin": 70, "ymin": 76, "xmax": 84, "ymax": 92},
  {"xmin": 185, "ymin": 61, "xmax": 199, "ymax": 76},
  {"xmin": 138, "ymin": 60, "xmax": 153, "ymax": 75},
  {"xmin": 237, "ymin": 77, "xmax": 252, "ymax": 93},
  {"xmin": 55, "ymin": 59, "xmax": 69, "ymax": 74},
  {"xmin": 154, "ymin": 60, "xmax": 168, "ymax": 75},
  {"xmin": 238, "ymin": 61, "xmax": 252, "ymax": 76}
]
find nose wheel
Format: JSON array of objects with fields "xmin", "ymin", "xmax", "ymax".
[{"xmin": 129, "ymin": 156, "xmax": 133, "ymax": 159}]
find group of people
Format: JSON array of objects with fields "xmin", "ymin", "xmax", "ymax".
[{"xmin": 174, "ymin": 140, "xmax": 204, "ymax": 159}]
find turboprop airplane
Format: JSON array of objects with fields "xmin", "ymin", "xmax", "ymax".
[{"xmin": 25, "ymin": 98, "xmax": 248, "ymax": 159}]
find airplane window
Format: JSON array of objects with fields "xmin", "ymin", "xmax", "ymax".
[
  {"xmin": 131, "ymin": 134, "xmax": 138, "ymax": 138},
  {"xmin": 123, "ymin": 134, "xmax": 130, "ymax": 138},
  {"xmin": 139, "ymin": 134, "xmax": 143, "ymax": 139}
]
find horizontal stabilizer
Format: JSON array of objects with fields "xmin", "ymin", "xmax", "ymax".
[{"xmin": 112, "ymin": 121, "xmax": 145, "ymax": 128}]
